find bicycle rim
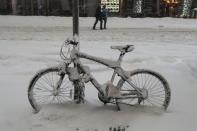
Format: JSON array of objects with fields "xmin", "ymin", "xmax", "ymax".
[
  {"xmin": 119, "ymin": 69, "xmax": 171, "ymax": 110},
  {"xmin": 28, "ymin": 67, "xmax": 74, "ymax": 111}
]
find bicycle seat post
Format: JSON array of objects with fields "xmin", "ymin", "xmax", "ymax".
[
  {"xmin": 117, "ymin": 52, "xmax": 125, "ymax": 65},
  {"xmin": 110, "ymin": 52, "xmax": 125, "ymax": 83}
]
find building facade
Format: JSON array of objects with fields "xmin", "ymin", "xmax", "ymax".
[{"xmin": 0, "ymin": 0, "xmax": 197, "ymax": 17}]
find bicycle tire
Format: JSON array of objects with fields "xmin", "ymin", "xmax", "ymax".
[
  {"xmin": 118, "ymin": 69, "xmax": 171, "ymax": 110},
  {"xmin": 28, "ymin": 67, "xmax": 74, "ymax": 112}
]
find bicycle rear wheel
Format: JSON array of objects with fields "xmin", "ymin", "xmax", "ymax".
[
  {"xmin": 28, "ymin": 67, "xmax": 74, "ymax": 112},
  {"xmin": 118, "ymin": 69, "xmax": 171, "ymax": 110}
]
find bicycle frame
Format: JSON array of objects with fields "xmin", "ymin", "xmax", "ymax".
[
  {"xmin": 69, "ymin": 47, "xmax": 143, "ymax": 97},
  {"xmin": 28, "ymin": 41, "xmax": 170, "ymax": 112}
]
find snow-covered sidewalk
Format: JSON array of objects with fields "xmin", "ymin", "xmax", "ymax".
[{"xmin": 0, "ymin": 16, "xmax": 197, "ymax": 131}]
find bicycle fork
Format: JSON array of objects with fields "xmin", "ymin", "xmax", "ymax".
[
  {"xmin": 53, "ymin": 73, "xmax": 65, "ymax": 96},
  {"xmin": 54, "ymin": 67, "xmax": 85, "ymax": 103},
  {"xmin": 65, "ymin": 66, "xmax": 85, "ymax": 103}
]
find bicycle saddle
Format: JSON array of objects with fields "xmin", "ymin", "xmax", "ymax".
[{"xmin": 111, "ymin": 45, "xmax": 134, "ymax": 53}]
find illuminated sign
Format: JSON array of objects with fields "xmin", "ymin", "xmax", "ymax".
[{"xmin": 101, "ymin": 0, "xmax": 119, "ymax": 12}]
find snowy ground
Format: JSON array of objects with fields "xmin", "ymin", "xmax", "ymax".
[{"xmin": 0, "ymin": 16, "xmax": 197, "ymax": 131}]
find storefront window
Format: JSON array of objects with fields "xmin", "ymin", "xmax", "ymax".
[
  {"xmin": 162, "ymin": 0, "xmax": 182, "ymax": 17},
  {"xmin": 101, "ymin": 0, "xmax": 119, "ymax": 12}
]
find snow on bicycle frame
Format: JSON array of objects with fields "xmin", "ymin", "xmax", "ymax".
[
  {"xmin": 28, "ymin": 39, "xmax": 171, "ymax": 112},
  {"xmin": 61, "ymin": 40, "xmax": 155, "ymax": 106}
]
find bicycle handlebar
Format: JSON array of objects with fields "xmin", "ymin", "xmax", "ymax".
[{"xmin": 67, "ymin": 39, "xmax": 78, "ymax": 46}]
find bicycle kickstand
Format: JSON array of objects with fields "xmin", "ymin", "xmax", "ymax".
[{"xmin": 115, "ymin": 98, "xmax": 120, "ymax": 111}]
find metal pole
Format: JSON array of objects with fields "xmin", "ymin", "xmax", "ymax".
[
  {"xmin": 30, "ymin": 0, "xmax": 34, "ymax": 15},
  {"xmin": 46, "ymin": 0, "xmax": 49, "ymax": 16},
  {"xmin": 72, "ymin": 0, "xmax": 79, "ymax": 40},
  {"xmin": 156, "ymin": 0, "xmax": 160, "ymax": 16},
  {"xmin": 22, "ymin": 0, "xmax": 26, "ymax": 15}
]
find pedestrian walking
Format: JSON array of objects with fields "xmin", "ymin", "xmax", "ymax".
[
  {"xmin": 101, "ymin": 5, "xmax": 108, "ymax": 29},
  {"xmin": 93, "ymin": 5, "xmax": 102, "ymax": 30}
]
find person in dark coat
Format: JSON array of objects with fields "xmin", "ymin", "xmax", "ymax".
[
  {"xmin": 93, "ymin": 6, "xmax": 102, "ymax": 30},
  {"xmin": 101, "ymin": 5, "xmax": 108, "ymax": 29}
]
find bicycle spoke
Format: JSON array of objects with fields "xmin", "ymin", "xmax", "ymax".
[
  {"xmin": 40, "ymin": 76, "xmax": 53, "ymax": 89},
  {"xmin": 35, "ymin": 94, "xmax": 52, "ymax": 104},
  {"xmin": 147, "ymin": 98, "xmax": 163, "ymax": 106},
  {"xmin": 43, "ymin": 74, "xmax": 54, "ymax": 88},
  {"xmin": 146, "ymin": 75, "xmax": 154, "ymax": 90},
  {"xmin": 58, "ymin": 94, "xmax": 71, "ymax": 101},
  {"xmin": 148, "ymin": 80, "xmax": 160, "ymax": 91},
  {"xmin": 36, "ymin": 80, "xmax": 52, "ymax": 91},
  {"xmin": 150, "ymin": 88, "xmax": 165, "ymax": 94}
]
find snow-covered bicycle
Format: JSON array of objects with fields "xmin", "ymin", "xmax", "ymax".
[{"xmin": 28, "ymin": 39, "xmax": 171, "ymax": 112}]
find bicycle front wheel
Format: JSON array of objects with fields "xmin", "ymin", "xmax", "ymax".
[
  {"xmin": 28, "ymin": 67, "xmax": 74, "ymax": 112},
  {"xmin": 119, "ymin": 69, "xmax": 171, "ymax": 110}
]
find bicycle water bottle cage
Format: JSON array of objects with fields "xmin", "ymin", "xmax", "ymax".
[{"xmin": 111, "ymin": 45, "xmax": 134, "ymax": 53}]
